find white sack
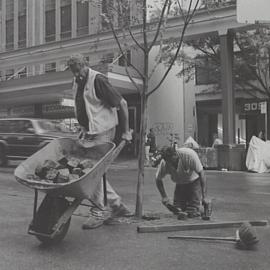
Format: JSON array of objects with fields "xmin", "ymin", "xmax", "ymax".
[
  {"xmin": 246, "ymin": 136, "xmax": 270, "ymax": 173},
  {"xmin": 183, "ymin": 136, "xmax": 200, "ymax": 149}
]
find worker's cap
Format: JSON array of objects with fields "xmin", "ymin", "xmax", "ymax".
[
  {"xmin": 67, "ymin": 53, "xmax": 87, "ymax": 68},
  {"xmin": 160, "ymin": 146, "xmax": 176, "ymax": 161}
]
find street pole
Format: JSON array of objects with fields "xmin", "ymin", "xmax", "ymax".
[{"xmin": 265, "ymin": 102, "xmax": 268, "ymax": 140}]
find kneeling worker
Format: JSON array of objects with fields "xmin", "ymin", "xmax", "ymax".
[{"xmin": 155, "ymin": 146, "xmax": 208, "ymax": 218}]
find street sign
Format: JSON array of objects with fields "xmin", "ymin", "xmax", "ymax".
[
  {"xmin": 61, "ymin": 98, "xmax": 75, "ymax": 107},
  {"xmin": 237, "ymin": 0, "xmax": 270, "ymax": 24},
  {"xmin": 260, "ymin": 101, "xmax": 267, "ymax": 114}
]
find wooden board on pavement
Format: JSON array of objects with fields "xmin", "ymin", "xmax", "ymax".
[{"xmin": 137, "ymin": 220, "xmax": 269, "ymax": 233}]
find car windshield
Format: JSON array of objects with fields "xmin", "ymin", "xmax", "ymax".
[{"xmin": 35, "ymin": 120, "xmax": 75, "ymax": 133}]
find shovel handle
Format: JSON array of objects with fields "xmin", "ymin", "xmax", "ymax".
[{"xmin": 168, "ymin": 235, "xmax": 237, "ymax": 242}]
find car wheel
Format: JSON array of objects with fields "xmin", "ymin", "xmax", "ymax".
[{"xmin": 0, "ymin": 145, "xmax": 8, "ymax": 167}]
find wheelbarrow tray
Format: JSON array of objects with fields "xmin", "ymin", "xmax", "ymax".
[{"xmin": 14, "ymin": 138, "xmax": 118, "ymax": 199}]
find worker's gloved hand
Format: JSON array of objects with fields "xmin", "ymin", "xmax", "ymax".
[
  {"xmin": 122, "ymin": 130, "xmax": 133, "ymax": 142},
  {"xmin": 202, "ymin": 197, "xmax": 210, "ymax": 206},
  {"xmin": 78, "ymin": 126, "xmax": 87, "ymax": 140},
  {"xmin": 161, "ymin": 197, "xmax": 171, "ymax": 206}
]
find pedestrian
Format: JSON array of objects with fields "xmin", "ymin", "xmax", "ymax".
[
  {"xmin": 147, "ymin": 128, "xmax": 157, "ymax": 156},
  {"xmin": 155, "ymin": 146, "xmax": 208, "ymax": 218},
  {"xmin": 258, "ymin": 130, "xmax": 265, "ymax": 141},
  {"xmin": 145, "ymin": 132, "xmax": 151, "ymax": 166},
  {"xmin": 212, "ymin": 133, "xmax": 222, "ymax": 148},
  {"xmin": 67, "ymin": 53, "xmax": 133, "ymax": 229}
]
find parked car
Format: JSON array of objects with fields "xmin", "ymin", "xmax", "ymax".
[{"xmin": 0, "ymin": 118, "xmax": 76, "ymax": 166}]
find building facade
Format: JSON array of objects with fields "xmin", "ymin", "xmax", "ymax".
[
  {"xmin": 0, "ymin": 0, "xmax": 143, "ymax": 155},
  {"xmin": 0, "ymin": 1, "xmax": 258, "ymax": 152}
]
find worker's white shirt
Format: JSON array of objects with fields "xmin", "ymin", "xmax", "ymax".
[
  {"xmin": 156, "ymin": 148, "xmax": 203, "ymax": 185},
  {"xmin": 73, "ymin": 68, "xmax": 118, "ymax": 135}
]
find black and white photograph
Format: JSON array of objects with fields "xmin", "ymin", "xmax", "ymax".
[{"xmin": 0, "ymin": 0, "xmax": 270, "ymax": 269}]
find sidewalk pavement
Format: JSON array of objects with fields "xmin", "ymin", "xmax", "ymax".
[{"xmin": 1, "ymin": 163, "xmax": 270, "ymax": 270}]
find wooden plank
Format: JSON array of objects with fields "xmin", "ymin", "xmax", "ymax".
[{"xmin": 137, "ymin": 220, "xmax": 269, "ymax": 233}]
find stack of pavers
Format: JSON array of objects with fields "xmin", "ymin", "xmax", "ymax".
[{"xmin": 27, "ymin": 157, "xmax": 95, "ymax": 183}]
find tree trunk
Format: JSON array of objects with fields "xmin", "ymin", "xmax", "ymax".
[
  {"xmin": 135, "ymin": 45, "xmax": 149, "ymax": 218},
  {"xmin": 135, "ymin": 89, "xmax": 148, "ymax": 218}
]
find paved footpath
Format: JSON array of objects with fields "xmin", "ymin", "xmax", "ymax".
[{"xmin": 0, "ymin": 163, "xmax": 270, "ymax": 270}]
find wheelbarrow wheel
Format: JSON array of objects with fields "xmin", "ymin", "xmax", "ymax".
[
  {"xmin": 36, "ymin": 218, "xmax": 71, "ymax": 245},
  {"xmin": 33, "ymin": 195, "xmax": 71, "ymax": 245}
]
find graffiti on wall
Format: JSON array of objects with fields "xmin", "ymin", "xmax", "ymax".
[{"xmin": 152, "ymin": 122, "xmax": 174, "ymax": 136}]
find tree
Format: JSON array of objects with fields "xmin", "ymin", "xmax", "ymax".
[
  {"xmin": 162, "ymin": 26, "xmax": 270, "ymax": 99},
  {"xmin": 159, "ymin": 1, "xmax": 270, "ymax": 100},
  {"xmin": 83, "ymin": 0, "xmax": 201, "ymax": 218}
]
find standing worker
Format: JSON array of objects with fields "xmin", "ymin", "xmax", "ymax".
[
  {"xmin": 155, "ymin": 146, "xmax": 208, "ymax": 218},
  {"xmin": 68, "ymin": 53, "xmax": 133, "ymax": 229}
]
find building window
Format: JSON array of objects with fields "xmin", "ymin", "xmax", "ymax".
[
  {"xmin": 77, "ymin": 1, "xmax": 89, "ymax": 36},
  {"xmin": 101, "ymin": 53, "xmax": 114, "ymax": 64},
  {"xmin": 45, "ymin": 63, "xmax": 56, "ymax": 73},
  {"xmin": 18, "ymin": 0, "xmax": 27, "ymax": 48},
  {"xmin": 45, "ymin": 0, "xmax": 56, "ymax": 42},
  {"xmin": 61, "ymin": 0, "xmax": 71, "ymax": 39},
  {"xmin": 119, "ymin": 50, "xmax": 131, "ymax": 66},
  {"xmin": 6, "ymin": 20, "xmax": 14, "ymax": 51},
  {"xmin": 6, "ymin": 0, "xmax": 14, "ymax": 18},
  {"xmin": 18, "ymin": 67, "xmax": 27, "ymax": 78},
  {"xmin": 195, "ymin": 57, "xmax": 219, "ymax": 85},
  {"xmin": 5, "ymin": 69, "xmax": 15, "ymax": 80}
]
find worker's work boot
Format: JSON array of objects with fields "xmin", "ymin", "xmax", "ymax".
[
  {"xmin": 82, "ymin": 206, "xmax": 112, "ymax": 230},
  {"xmin": 111, "ymin": 203, "xmax": 133, "ymax": 218},
  {"xmin": 185, "ymin": 206, "xmax": 201, "ymax": 218},
  {"xmin": 177, "ymin": 211, "xmax": 188, "ymax": 220}
]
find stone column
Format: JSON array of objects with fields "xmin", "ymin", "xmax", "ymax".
[
  {"xmin": 35, "ymin": 0, "xmax": 44, "ymax": 45},
  {"xmin": 26, "ymin": 0, "xmax": 35, "ymax": 47},
  {"xmin": 14, "ymin": 0, "xmax": 18, "ymax": 49},
  {"xmin": 55, "ymin": 0, "xmax": 61, "ymax": 41},
  {"xmin": 72, "ymin": 0, "xmax": 77, "ymax": 38},
  {"xmin": 219, "ymin": 30, "xmax": 235, "ymax": 144},
  {"xmin": 1, "ymin": 0, "xmax": 6, "ymax": 52},
  {"xmin": 89, "ymin": 1, "xmax": 100, "ymax": 35}
]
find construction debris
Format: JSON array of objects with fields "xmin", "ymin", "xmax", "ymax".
[{"xmin": 27, "ymin": 157, "xmax": 95, "ymax": 184}]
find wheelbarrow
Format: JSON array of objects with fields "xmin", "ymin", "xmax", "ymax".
[{"xmin": 14, "ymin": 138, "xmax": 126, "ymax": 245}]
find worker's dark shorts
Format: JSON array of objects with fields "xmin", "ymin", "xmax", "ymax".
[{"xmin": 173, "ymin": 178, "xmax": 201, "ymax": 212}]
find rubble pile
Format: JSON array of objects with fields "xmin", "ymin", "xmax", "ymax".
[{"xmin": 27, "ymin": 157, "xmax": 95, "ymax": 183}]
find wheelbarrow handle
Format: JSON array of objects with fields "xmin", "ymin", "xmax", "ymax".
[{"xmin": 110, "ymin": 140, "xmax": 126, "ymax": 162}]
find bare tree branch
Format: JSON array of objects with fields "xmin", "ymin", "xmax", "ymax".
[
  {"xmin": 108, "ymin": 19, "xmax": 145, "ymax": 80},
  {"xmin": 147, "ymin": 0, "xmax": 200, "ymax": 97},
  {"xmin": 149, "ymin": 0, "xmax": 172, "ymax": 78},
  {"xmin": 148, "ymin": 0, "xmax": 171, "ymax": 52},
  {"xmin": 127, "ymin": 26, "xmax": 145, "ymax": 52},
  {"xmin": 142, "ymin": 0, "xmax": 148, "ymax": 52},
  {"xmin": 242, "ymin": 80, "xmax": 268, "ymax": 96},
  {"xmin": 234, "ymin": 35, "xmax": 267, "ymax": 91},
  {"xmin": 176, "ymin": 0, "xmax": 186, "ymax": 19}
]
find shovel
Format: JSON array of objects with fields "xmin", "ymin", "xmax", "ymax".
[{"xmin": 168, "ymin": 222, "xmax": 259, "ymax": 249}]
